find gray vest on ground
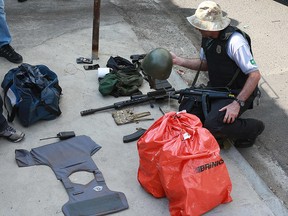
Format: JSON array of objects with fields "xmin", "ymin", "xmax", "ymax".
[{"xmin": 15, "ymin": 135, "xmax": 129, "ymax": 216}]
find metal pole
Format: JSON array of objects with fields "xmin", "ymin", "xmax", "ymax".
[{"xmin": 92, "ymin": 0, "xmax": 101, "ymax": 60}]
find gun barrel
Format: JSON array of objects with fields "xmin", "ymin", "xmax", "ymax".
[
  {"xmin": 80, "ymin": 96, "xmax": 153, "ymax": 116},
  {"xmin": 80, "ymin": 104, "xmax": 115, "ymax": 116}
]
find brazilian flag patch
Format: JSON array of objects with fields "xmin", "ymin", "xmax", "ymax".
[{"xmin": 250, "ymin": 59, "xmax": 256, "ymax": 65}]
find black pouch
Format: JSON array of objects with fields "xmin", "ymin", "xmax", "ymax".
[
  {"xmin": 106, "ymin": 56, "xmax": 135, "ymax": 72},
  {"xmin": 179, "ymin": 95, "xmax": 203, "ymax": 113}
]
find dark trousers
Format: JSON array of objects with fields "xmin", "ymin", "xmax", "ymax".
[
  {"xmin": 0, "ymin": 95, "xmax": 8, "ymax": 131},
  {"xmin": 189, "ymin": 96, "xmax": 262, "ymax": 140}
]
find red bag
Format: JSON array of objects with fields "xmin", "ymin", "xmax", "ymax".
[
  {"xmin": 137, "ymin": 111, "xmax": 232, "ymax": 215},
  {"xmin": 137, "ymin": 111, "xmax": 202, "ymax": 198}
]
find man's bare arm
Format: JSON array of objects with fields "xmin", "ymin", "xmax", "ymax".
[
  {"xmin": 170, "ymin": 52, "xmax": 209, "ymax": 71},
  {"xmin": 236, "ymin": 70, "xmax": 261, "ymax": 101},
  {"xmin": 220, "ymin": 70, "xmax": 261, "ymax": 124}
]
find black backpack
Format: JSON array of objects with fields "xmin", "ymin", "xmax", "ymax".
[{"xmin": 1, "ymin": 63, "xmax": 62, "ymax": 127}]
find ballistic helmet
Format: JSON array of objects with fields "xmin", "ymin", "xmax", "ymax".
[
  {"xmin": 141, "ymin": 48, "xmax": 173, "ymax": 80},
  {"xmin": 186, "ymin": 1, "xmax": 230, "ymax": 31}
]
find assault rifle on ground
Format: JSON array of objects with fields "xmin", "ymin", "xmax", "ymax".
[
  {"xmin": 80, "ymin": 88, "xmax": 176, "ymax": 116},
  {"xmin": 80, "ymin": 87, "xmax": 237, "ymax": 117}
]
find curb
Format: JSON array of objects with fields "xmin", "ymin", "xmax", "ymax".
[{"xmin": 225, "ymin": 144, "xmax": 288, "ymax": 216}]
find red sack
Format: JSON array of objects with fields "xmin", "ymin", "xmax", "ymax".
[
  {"xmin": 137, "ymin": 111, "xmax": 232, "ymax": 215},
  {"xmin": 137, "ymin": 111, "xmax": 202, "ymax": 198}
]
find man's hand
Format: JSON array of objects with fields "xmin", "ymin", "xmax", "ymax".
[
  {"xmin": 170, "ymin": 52, "xmax": 183, "ymax": 66},
  {"xmin": 219, "ymin": 101, "xmax": 240, "ymax": 124}
]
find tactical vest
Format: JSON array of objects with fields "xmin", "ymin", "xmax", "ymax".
[
  {"xmin": 202, "ymin": 26, "xmax": 252, "ymax": 90},
  {"xmin": 15, "ymin": 135, "xmax": 129, "ymax": 216}
]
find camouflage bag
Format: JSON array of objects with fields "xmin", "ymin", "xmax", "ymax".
[{"xmin": 98, "ymin": 56, "xmax": 143, "ymax": 97}]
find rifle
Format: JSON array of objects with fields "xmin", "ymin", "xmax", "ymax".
[
  {"xmin": 80, "ymin": 88, "xmax": 176, "ymax": 116},
  {"xmin": 178, "ymin": 87, "xmax": 236, "ymax": 100},
  {"xmin": 80, "ymin": 87, "xmax": 236, "ymax": 117},
  {"xmin": 178, "ymin": 87, "xmax": 236, "ymax": 118}
]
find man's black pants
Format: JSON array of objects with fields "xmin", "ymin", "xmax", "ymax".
[{"xmin": 188, "ymin": 96, "xmax": 263, "ymax": 140}]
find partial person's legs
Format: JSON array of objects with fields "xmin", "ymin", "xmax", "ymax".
[
  {"xmin": 0, "ymin": 94, "xmax": 8, "ymax": 131},
  {"xmin": 0, "ymin": 0, "xmax": 23, "ymax": 64},
  {"xmin": 204, "ymin": 98, "xmax": 264, "ymax": 148},
  {"xmin": 0, "ymin": 96, "xmax": 25, "ymax": 142},
  {"xmin": 0, "ymin": 0, "xmax": 12, "ymax": 47}
]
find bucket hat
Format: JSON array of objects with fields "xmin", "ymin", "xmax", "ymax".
[{"xmin": 186, "ymin": 1, "xmax": 230, "ymax": 31}]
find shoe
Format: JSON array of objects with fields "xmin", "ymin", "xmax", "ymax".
[
  {"xmin": 234, "ymin": 138, "xmax": 256, "ymax": 148},
  {"xmin": 0, "ymin": 125, "xmax": 25, "ymax": 143},
  {"xmin": 216, "ymin": 137, "xmax": 232, "ymax": 150},
  {"xmin": 0, "ymin": 44, "xmax": 23, "ymax": 64},
  {"xmin": 234, "ymin": 121, "xmax": 265, "ymax": 148}
]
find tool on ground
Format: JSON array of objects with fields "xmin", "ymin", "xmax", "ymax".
[
  {"xmin": 40, "ymin": 131, "xmax": 76, "ymax": 141},
  {"xmin": 76, "ymin": 57, "xmax": 93, "ymax": 64},
  {"xmin": 83, "ymin": 64, "xmax": 100, "ymax": 70}
]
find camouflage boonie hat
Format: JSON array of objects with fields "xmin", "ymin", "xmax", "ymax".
[{"xmin": 186, "ymin": 1, "xmax": 230, "ymax": 31}]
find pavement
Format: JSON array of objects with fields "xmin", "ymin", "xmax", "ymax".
[{"xmin": 0, "ymin": 0, "xmax": 288, "ymax": 216}]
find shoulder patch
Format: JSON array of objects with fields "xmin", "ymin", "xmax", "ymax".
[{"xmin": 250, "ymin": 59, "xmax": 256, "ymax": 65}]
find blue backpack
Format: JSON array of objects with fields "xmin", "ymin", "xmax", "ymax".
[{"xmin": 1, "ymin": 63, "xmax": 62, "ymax": 127}]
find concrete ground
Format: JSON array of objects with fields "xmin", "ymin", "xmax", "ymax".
[
  {"xmin": 107, "ymin": 0, "xmax": 288, "ymax": 207},
  {"xmin": 0, "ymin": 0, "xmax": 288, "ymax": 216}
]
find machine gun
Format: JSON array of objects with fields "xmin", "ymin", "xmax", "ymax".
[
  {"xmin": 178, "ymin": 87, "xmax": 236, "ymax": 118},
  {"xmin": 80, "ymin": 87, "xmax": 236, "ymax": 117},
  {"xmin": 178, "ymin": 87, "xmax": 236, "ymax": 100}
]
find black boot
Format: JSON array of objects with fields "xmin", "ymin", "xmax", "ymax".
[
  {"xmin": 0, "ymin": 44, "xmax": 23, "ymax": 64},
  {"xmin": 234, "ymin": 120, "xmax": 265, "ymax": 148}
]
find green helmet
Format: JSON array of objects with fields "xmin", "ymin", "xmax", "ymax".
[{"xmin": 141, "ymin": 48, "xmax": 172, "ymax": 80}]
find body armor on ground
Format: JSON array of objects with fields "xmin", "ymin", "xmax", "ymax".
[{"xmin": 15, "ymin": 135, "xmax": 129, "ymax": 216}]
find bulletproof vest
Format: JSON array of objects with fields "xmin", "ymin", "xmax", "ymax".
[
  {"xmin": 15, "ymin": 135, "xmax": 129, "ymax": 216},
  {"xmin": 202, "ymin": 26, "xmax": 252, "ymax": 90}
]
